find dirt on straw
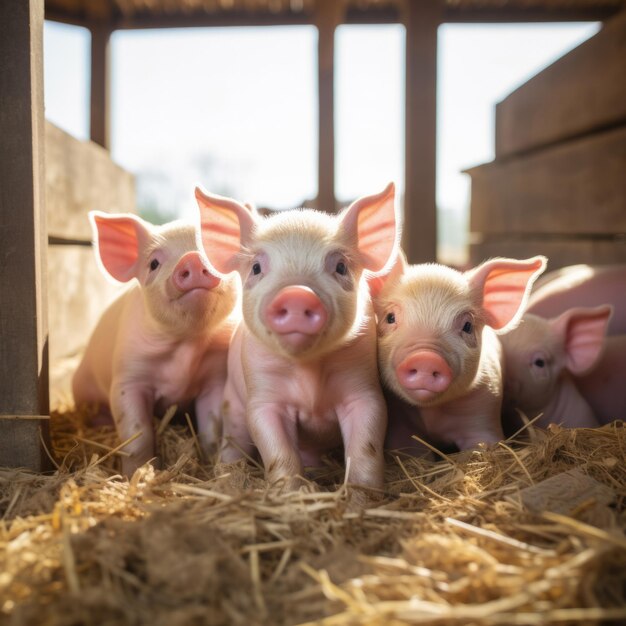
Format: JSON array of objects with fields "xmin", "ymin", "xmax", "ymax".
[{"xmin": 1, "ymin": 408, "xmax": 625, "ymax": 626}]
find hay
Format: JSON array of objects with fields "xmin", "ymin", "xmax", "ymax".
[{"xmin": 1, "ymin": 410, "xmax": 625, "ymax": 625}]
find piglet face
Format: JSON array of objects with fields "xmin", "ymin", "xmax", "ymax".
[
  {"xmin": 500, "ymin": 314, "xmax": 565, "ymax": 414},
  {"xmin": 241, "ymin": 210, "xmax": 368, "ymax": 358},
  {"xmin": 196, "ymin": 184, "xmax": 399, "ymax": 361},
  {"xmin": 375, "ymin": 256, "xmax": 546, "ymax": 407},
  {"xmin": 501, "ymin": 306, "xmax": 612, "ymax": 415},
  {"xmin": 91, "ymin": 212, "xmax": 236, "ymax": 335},
  {"xmin": 377, "ymin": 263, "xmax": 485, "ymax": 406}
]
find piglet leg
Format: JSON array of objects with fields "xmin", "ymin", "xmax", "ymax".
[
  {"xmin": 110, "ymin": 382, "xmax": 155, "ymax": 476},
  {"xmin": 338, "ymin": 394, "xmax": 387, "ymax": 492},
  {"xmin": 248, "ymin": 405, "xmax": 305, "ymax": 489},
  {"xmin": 195, "ymin": 385, "xmax": 223, "ymax": 458}
]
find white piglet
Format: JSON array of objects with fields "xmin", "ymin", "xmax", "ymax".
[
  {"xmin": 372, "ymin": 255, "xmax": 546, "ymax": 451},
  {"xmin": 195, "ymin": 184, "xmax": 400, "ymax": 493},
  {"xmin": 72, "ymin": 212, "xmax": 239, "ymax": 475}
]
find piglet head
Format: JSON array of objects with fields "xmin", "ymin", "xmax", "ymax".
[
  {"xmin": 375, "ymin": 256, "xmax": 547, "ymax": 407},
  {"xmin": 90, "ymin": 211, "xmax": 237, "ymax": 335},
  {"xmin": 501, "ymin": 305, "xmax": 613, "ymax": 415},
  {"xmin": 196, "ymin": 183, "xmax": 399, "ymax": 360}
]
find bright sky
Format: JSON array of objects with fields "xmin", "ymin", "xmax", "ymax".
[{"xmin": 43, "ymin": 19, "xmax": 599, "ymax": 258}]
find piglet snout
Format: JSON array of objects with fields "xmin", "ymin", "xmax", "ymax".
[
  {"xmin": 265, "ymin": 286, "xmax": 328, "ymax": 347},
  {"xmin": 173, "ymin": 252, "xmax": 220, "ymax": 293},
  {"xmin": 396, "ymin": 350, "xmax": 452, "ymax": 401}
]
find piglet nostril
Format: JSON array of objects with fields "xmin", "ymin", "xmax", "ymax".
[{"xmin": 182, "ymin": 270, "xmax": 190, "ymax": 279}]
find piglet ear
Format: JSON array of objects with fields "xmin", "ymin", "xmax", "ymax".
[
  {"xmin": 467, "ymin": 255, "xmax": 547, "ymax": 331},
  {"xmin": 551, "ymin": 305, "xmax": 613, "ymax": 375},
  {"xmin": 341, "ymin": 182, "xmax": 400, "ymax": 274},
  {"xmin": 367, "ymin": 249, "xmax": 407, "ymax": 299},
  {"xmin": 195, "ymin": 187, "xmax": 256, "ymax": 275},
  {"xmin": 90, "ymin": 211, "xmax": 150, "ymax": 283}
]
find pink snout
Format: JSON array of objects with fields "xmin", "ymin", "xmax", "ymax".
[
  {"xmin": 172, "ymin": 252, "xmax": 220, "ymax": 293},
  {"xmin": 396, "ymin": 350, "xmax": 453, "ymax": 401},
  {"xmin": 265, "ymin": 286, "xmax": 328, "ymax": 350}
]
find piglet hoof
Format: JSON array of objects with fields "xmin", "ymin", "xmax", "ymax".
[
  {"xmin": 272, "ymin": 474, "xmax": 317, "ymax": 494},
  {"xmin": 345, "ymin": 486, "xmax": 384, "ymax": 511}
]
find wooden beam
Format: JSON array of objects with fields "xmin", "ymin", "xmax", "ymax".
[
  {"xmin": 403, "ymin": 0, "xmax": 441, "ymax": 263},
  {"xmin": 315, "ymin": 0, "xmax": 344, "ymax": 212},
  {"xmin": 0, "ymin": 0, "xmax": 50, "ymax": 471},
  {"xmin": 45, "ymin": 4, "xmax": 620, "ymax": 30},
  {"xmin": 442, "ymin": 5, "xmax": 621, "ymax": 23},
  {"xmin": 90, "ymin": 23, "xmax": 112, "ymax": 150}
]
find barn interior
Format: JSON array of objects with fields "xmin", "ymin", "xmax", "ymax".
[{"xmin": 1, "ymin": 1, "xmax": 625, "ymax": 623}]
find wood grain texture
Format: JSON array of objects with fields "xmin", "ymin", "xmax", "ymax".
[
  {"xmin": 0, "ymin": 0, "xmax": 49, "ymax": 470},
  {"xmin": 469, "ymin": 236, "xmax": 626, "ymax": 271},
  {"xmin": 496, "ymin": 11, "xmax": 626, "ymax": 158},
  {"xmin": 469, "ymin": 125, "xmax": 626, "ymax": 235}
]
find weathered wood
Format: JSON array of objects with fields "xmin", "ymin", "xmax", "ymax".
[
  {"xmin": 314, "ymin": 0, "xmax": 344, "ymax": 212},
  {"xmin": 45, "ymin": 122, "xmax": 135, "ymax": 240},
  {"xmin": 48, "ymin": 244, "xmax": 124, "ymax": 369},
  {"xmin": 469, "ymin": 125, "xmax": 626, "ymax": 236},
  {"xmin": 89, "ymin": 23, "xmax": 111, "ymax": 149},
  {"xmin": 403, "ymin": 0, "xmax": 440, "ymax": 263},
  {"xmin": 496, "ymin": 11, "xmax": 626, "ymax": 158},
  {"xmin": 469, "ymin": 236, "xmax": 626, "ymax": 271},
  {"xmin": 0, "ymin": 0, "xmax": 49, "ymax": 470}
]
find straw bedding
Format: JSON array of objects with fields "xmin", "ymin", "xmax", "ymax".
[{"xmin": 1, "ymin": 409, "xmax": 625, "ymax": 625}]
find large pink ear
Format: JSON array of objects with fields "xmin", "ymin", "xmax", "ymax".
[
  {"xmin": 90, "ymin": 211, "xmax": 151, "ymax": 283},
  {"xmin": 550, "ymin": 305, "xmax": 613, "ymax": 375},
  {"xmin": 195, "ymin": 187, "xmax": 256, "ymax": 275},
  {"xmin": 467, "ymin": 256, "xmax": 547, "ymax": 331},
  {"xmin": 341, "ymin": 182, "xmax": 400, "ymax": 274},
  {"xmin": 367, "ymin": 249, "xmax": 407, "ymax": 299}
]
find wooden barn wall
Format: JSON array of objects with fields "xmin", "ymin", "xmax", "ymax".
[
  {"xmin": 468, "ymin": 10, "xmax": 626, "ymax": 271},
  {"xmin": 45, "ymin": 122, "xmax": 133, "ymax": 404}
]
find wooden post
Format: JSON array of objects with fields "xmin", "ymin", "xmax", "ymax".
[
  {"xmin": 0, "ymin": 0, "xmax": 50, "ymax": 470},
  {"xmin": 90, "ymin": 23, "xmax": 111, "ymax": 150},
  {"xmin": 315, "ymin": 0, "xmax": 344, "ymax": 213},
  {"xmin": 403, "ymin": 0, "xmax": 440, "ymax": 263}
]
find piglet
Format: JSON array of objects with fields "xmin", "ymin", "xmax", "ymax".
[
  {"xmin": 372, "ymin": 254, "xmax": 546, "ymax": 451},
  {"xmin": 500, "ymin": 306, "xmax": 615, "ymax": 430},
  {"xmin": 72, "ymin": 212, "xmax": 239, "ymax": 475},
  {"xmin": 195, "ymin": 183, "xmax": 400, "ymax": 492},
  {"xmin": 529, "ymin": 264, "xmax": 626, "ymax": 335}
]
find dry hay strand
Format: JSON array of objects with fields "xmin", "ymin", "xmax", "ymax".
[{"xmin": 1, "ymin": 411, "xmax": 625, "ymax": 626}]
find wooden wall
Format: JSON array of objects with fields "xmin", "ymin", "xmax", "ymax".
[
  {"xmin": 467, "ymin": 10, "xmax": 626, "ymax": 270},
  {"xmin": 46, "ymin": 122, "xmax": 134, "ymax": 405}
]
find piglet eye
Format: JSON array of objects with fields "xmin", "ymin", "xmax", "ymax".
[
  {"xmin": 335, "ymin": 261, "xmax": 347, "ymax": 276},
  {"xmin": 534, "ymin": 358, "xmax": 545, "ymax": 368},
  {"xmin": 252, "ymin": 262, "xmax": 262, "ymax": 276},
  {"xmin": 462, "ymin": 320, "xmax": 473, "ymax": 334},
  {"xmin": 149, "ymin": 258, "xmax": 160, "ymax": 272},
  {"xmin": 386, "ymin": 312, "xmax": 396, "ymax": 324}
]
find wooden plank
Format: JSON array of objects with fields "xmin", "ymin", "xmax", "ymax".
[
  {"xmin": 496, "ymin": 11, "xmax": 626, "ymax": 158},
  {"xmin": 403, "ymin": 0, "xmax": 441, "ymax": 263},
  {"xmin": 0, "ymin": 0, "xmax": 49, "ymax": 471},
  {"xmin": 45, "ymin": 122, "xmax": 135, "ymax": 240},
  {"xmin": 47, "ymin": 244, "xmax": 124, "ymax": 367},
  {"xmin": 314, "ymin": 0, "xmax": 344, "ymax": 212},
  {"xmin": 89, "ymin": 23, "xmax": 111, "ymax": 150},
  {"xmin": 468, "ymin": 125, "xmax": 626, "ymax": 236},
  {"xmin": 469, "ymin": 236, "xmax": 626, "ymax": 271}
]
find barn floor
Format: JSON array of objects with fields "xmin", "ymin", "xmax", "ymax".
[{"xmin": 1, "ymin": 409, "xmax": 625, "ymax": 625}]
